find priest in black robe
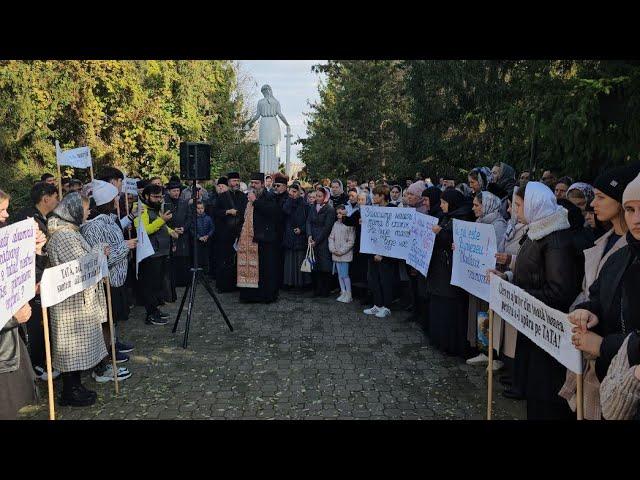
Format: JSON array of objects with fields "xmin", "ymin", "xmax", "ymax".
[{"xmin": 213, "ymin": 172, "xmax": 247, "ymax": 292}]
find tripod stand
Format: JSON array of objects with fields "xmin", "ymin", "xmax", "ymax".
[{"xmin": 172, "ymin": 179, "xmax": 233, "ymax": 348}]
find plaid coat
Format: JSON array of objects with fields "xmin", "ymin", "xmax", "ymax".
[{"xmin": 46, "ymin": 217, "xmax": 108, "ymax": 372}]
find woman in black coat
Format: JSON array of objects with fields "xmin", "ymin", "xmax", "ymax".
[
  {"xmin": 282, "ymin": 184, "xmax": 311, "ymax": 290},
  {"xmin": 506, "ymin": 181, "xmax": 580, "ymax": 420},
  {"xmin": 426, "ymin": 189, "xmax": 475, "ymax": 358},
  {"xmin": 306, "ymin": 187, "xmax": 336, "ymax": 297}
]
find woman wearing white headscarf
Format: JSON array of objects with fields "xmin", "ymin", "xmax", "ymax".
[
  {"xmin": 492, "ymin": 181, "xmax": 580, "ymax": 419},
  {"xmin": 466, "ymin": 191, "xmax": 508, "ymax": 367}
]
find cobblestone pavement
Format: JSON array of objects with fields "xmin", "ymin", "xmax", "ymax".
[{"xmin": 19, "ymin": 286, "xmax": 526, "ymax": 420}]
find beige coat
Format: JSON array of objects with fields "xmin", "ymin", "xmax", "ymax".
[{"xmin": 328, "ymin": 221, "xmax": 355, "ymax": 262}]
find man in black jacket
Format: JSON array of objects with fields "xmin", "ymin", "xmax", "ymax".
[
  {"xmin": 13, "ymin": 182, "xmax": 59, "ymax": 381},
  {"xmin": 238, "ymin": 172, "xmax": 280, "ymax": 303},
  {"xmin": 272, "ymin": 173, "xmax": 289, "ymax": 289},
  {"xmin": 213, "ymin": 172, "xmax": 247, "ymax": 293}
]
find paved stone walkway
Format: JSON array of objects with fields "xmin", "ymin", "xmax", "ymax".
[{"xmin": 19, "ymin": 287, "xmax": 525, "ymax": 420}]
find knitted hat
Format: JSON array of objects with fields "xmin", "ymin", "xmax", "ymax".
[
  {"xmin": 593, "ymin": 165, "xmax": 640, "ymax": 204},
  {"xmin": 622, "ymin": 173, "xmax": 640, "ymax": 206},
  {"xmin": 92, "ymin": 180, "xmax": 119, "ymax": 207}
]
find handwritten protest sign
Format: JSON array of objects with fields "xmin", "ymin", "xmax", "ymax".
[
  {"xmin": 490, "ymin": 275, "xmax": 582, "ymax": 374},
  {"xmin": 40, "ymin": 252, "xmax": 109, "ymax": 308},
  {"xmin": 406, "ymin": 213, "xmax": 439, "ymax": 277},
  {"xmin": 55, "ymin": 140, "xmax": 92, "ymax": 169},
  {"xmin": 0, "ymin": 219, "xmax": 37, "ymax": 329},
  {"xmin": 123, "ymin": 177, "xmax": 139, "ymax": 196},
  {"xmin": 450, "ymin": 219, "xmax": 497, "ymax": 302},
  {"xmin": 360, "ymin": 206, "xmax": 416, "ymax": 259}
]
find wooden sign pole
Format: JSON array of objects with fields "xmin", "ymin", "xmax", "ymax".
[
  {"xmin": 576, "ymin": 372, "xmax": 584, "ymax": 420},
  {"xmin": 487, "ymin": 309, "xmax": 494, "ymax": 420},
  {"xmin": 41, "ymin": 306, "xmax": 56, "ymax": 420},
  {"xmin": 89, "ymin": 165, "xmax": 95, "ymax": 182},
  {"xmin": 56, "ymin": 162, "xmax": 63, "ymax": 199},
  {"xmin": 104, "ymin": 277, "xmax": 119, "ymax": 395}
]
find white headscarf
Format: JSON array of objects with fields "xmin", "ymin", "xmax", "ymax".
[
  {"xmin": 524, "ymin": 181, "xmax": 563, "ymax": 224},
  {"xmin": 480, "ymin": 191, "xmax": 502, "ymax": 217}
]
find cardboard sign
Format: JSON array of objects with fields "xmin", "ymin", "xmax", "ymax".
[
  {"xmin": 40, "ymin": 252, "xmax": 109, "ymax": 308},
  {"xmin": 123, "ymin": 177, "xmax": 139, "ymax": 196},
  {"xmin": 56, "ymin": 140, "xmax": 92, "ymax": 169},
  {"xmin": 0, "ymin": 219, "xmax": 37, "ymax": 329},
  {"xmin": 406, "ymin": 213, "xmax": 439, "ymax": 277},
  {"xmin": 490, "ymin": 275, "xmax": 582, "ymax": 374},
  {"xmin": 450, "ymin": 219, "xmax": 497, "ymax": 301},
  {"xmin": 360, "ymin": 206, "xmax": 416, "ymax": 259}
]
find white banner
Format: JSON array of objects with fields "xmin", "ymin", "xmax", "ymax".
[
  {"xmin": 360, "ymin": 206, "xmax": 416, "ymax": 259},
  {"xmin": 406, "ymin": 213, "xmax": 439, "ymax": 277},
  {"xmin": 0, "ymin": 219, "xmax": 37, "ymax": 330},
  {"xmin": 135, "ymin": 205, "xmax": 155, "ymax": 277},
  {"xmin": 55, "ymin": 140, "xmax": 92, "ymax": 169},
  {"xmin": 450, "ymin": 219, "xmax": 497, "ymax": 302},
  {"xmin": 489, "ymin": 275, "xmax": 582, "ymax": 374},
  {"xmin": 40, "ymin": 252, "xmax": 109, "ymax": 308},
  {"xmin": 123, "ymin": 177, "xmax": 139, "ymax": 196}
]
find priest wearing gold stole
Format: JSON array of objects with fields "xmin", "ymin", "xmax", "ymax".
[{"xmin": 237, "ymin": 172, "xmax": 280, "ymax": 303}]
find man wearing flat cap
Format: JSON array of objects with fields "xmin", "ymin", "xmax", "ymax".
[
  {"xmin": 213, "ymin": 172, "xmax": 248, "ymax": 292},
  {"xmin": 237, "ymin": 172, "xmax": 280, "ymax": 303}
]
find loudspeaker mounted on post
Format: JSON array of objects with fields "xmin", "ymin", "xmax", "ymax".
[{"xmin": 179, "ymin": 142, "xmax": 211, "ymax": 180}]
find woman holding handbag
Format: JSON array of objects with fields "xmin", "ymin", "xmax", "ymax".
[{"xmin": 282, "ymin": 183, "xmax": 311, "ymax": 291}]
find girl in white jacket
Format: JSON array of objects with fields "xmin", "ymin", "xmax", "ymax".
[{"xmin": 328, "ymin": 204, "xmax": 356, "ymax": 303}]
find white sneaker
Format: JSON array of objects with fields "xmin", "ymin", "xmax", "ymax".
[
  {"xmin": 34, "ymin": 366, "xmax": 61, "ymax": 381},
  {"xmin": 342, "ymin": 292, "xmax": 353, "ymax": 303},
  {"xmin": 466, "ymin": 353, "xmax": 490, "ymax": 365},
  {"xmin": 92, "ymin": 364, "xmax": 132, "ymax": 383},
  {"xmin": 363, "ymin": 305, "xmax": 381, "ymax": 315},
  {"xmin": 375, "ymin": 307, "xmax": 391, "ymax": 318},
  {"xmin": 337, "ymin": 292, "xmax": 347, "ymax": 302}
]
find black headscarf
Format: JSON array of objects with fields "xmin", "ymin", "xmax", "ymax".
[
  {"xmin": 424, "ymin": 186, "xmax": 442, "ymax": 217},
  {"xmin": 441, "ymin": 189, "xmax": 465, "ymax": 214}
]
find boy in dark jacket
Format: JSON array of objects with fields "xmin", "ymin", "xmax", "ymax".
[{"xmin": 194, "ymin": 201, "xmax": 214, "ymax": 273}]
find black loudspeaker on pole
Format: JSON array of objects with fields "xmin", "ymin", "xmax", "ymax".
[{"xmin": 180, "ymin": 142, "xmax": 212, "ymax": 180}]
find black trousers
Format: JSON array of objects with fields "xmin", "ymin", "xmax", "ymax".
[
  {"xmin": 367, "ymin": 259, "xmax": 395, "ymax": 308},
  {"xmin": 25, "ymin": 296, "xmax": 45, "ymax": 369},
  {"xmin": 311, "ymin": 271, "xmax": 332, "ymax": 297},
  {"xmin": 526, "ymin": 399, "xmax": 575, "ymax": 420},
  {"xmin": 138, "ymin": 256, "xmax": 167, "ymax": 315}
]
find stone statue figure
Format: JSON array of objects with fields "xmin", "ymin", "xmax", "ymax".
[{"xmin": 246, "ymin": 84, "xmax": 291, "ymax": 174}]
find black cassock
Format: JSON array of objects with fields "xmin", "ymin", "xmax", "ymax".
[
  {"xmin": 238, "ymin": 190, "xmax": 280, "ymax": 303},
  {"xmin": 213, "ymin": 189, "xmax": 247, "ymax": 292}
]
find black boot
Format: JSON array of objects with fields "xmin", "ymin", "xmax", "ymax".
[{"xmin": 59, "ymin": 372, "xmax": 96, "ymax": 407}]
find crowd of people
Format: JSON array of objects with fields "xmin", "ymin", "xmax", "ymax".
[{"xmin": 1, "ymin": 162, "xmax": 639, "ymax": 421}]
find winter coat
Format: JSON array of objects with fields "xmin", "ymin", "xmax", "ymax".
[
  {"xmin": 195, "ymin": 213, "xmax": 214, "ymax": 238},
  {"xmin": 328, "ymin": 221, "xmax": 355, "ymax": 262},
  {"xmin": 477, "ymin": 210, "xmax": 508, "ymax": 253},
  {"xmin": 600, "ymin": 332, "xmax": 640, "ymax": 420},
  {"xmin": 81, "ymin": 213, "xmax": 130, "ymax": 288},
  {"xmin": 306, "ymin": 203, "xmax": 336, "ymax": 273},
  {"xmin": 46, "ymin": 217, "xmax": 108, "ymax": 372},
  {"xmin": 0, "ymin": 316, "xmax": 23, "ymax": 374},
  {"xmin": 575, "ymin": 243, "xmax": 640, "ymax": 382},
  {"xmin": 330, "ymin": 193, "xmax": 349, "ymax": 208},
  {"xmin": 164, "ymin": 195, "xmax": 192, "ymax": 257},
  {"xmin": 425, "ymin": 203, "xmax": 475, "ymax": 298},
  {"xmin": 512, "ymin": 208, "xmax": 581, "ymax": 403},
  {"xmin": 13, "ymin": 206, "xmax": 49, "ymax": 282},
  {"xmin": 282, "ymin": 196, "xmax": 308, "ymax": 250},
  {"xmin": 570, "ymin": 228, "xmax": 628, "ymax": 310},
  {"xmin": 252, "ymin": 190, "xmax": 280, "ymax": 244}
]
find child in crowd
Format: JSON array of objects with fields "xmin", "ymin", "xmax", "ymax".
[
  {"xmin": 328, "ymin": 204, "xmax": 356, "ymax": 303},
  {"xmin": 194, "ymin": 200, "xmax": 214, "ymax": 273}
]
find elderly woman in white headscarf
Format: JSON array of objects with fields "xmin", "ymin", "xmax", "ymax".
[
  {"xmin": 466, "ymin": 190, "xmax": 509, "ymax": 367},
  {"xmin": 493, "ymin": 181, "xmax": 581, "ymax": 419}
]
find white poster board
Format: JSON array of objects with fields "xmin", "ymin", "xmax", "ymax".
[
  {"xmin": 123, "ymin": 177, "xmax": 139, "ymax": 196},
  {"xmin": 40, "ymin": 252, "xmax": 109, "ymax": 308},
  {"xmin": 55, "ymin": 140, "xmax": 92, "ymax": 169},
  {"xmin": 450, "ymin": 219, "xmax": 497, "ymax": 302},
  {"xmin": 360, "ymin": 206, "xmax": 416, "ymax": 259},
  {"xmin": 489, "ymin": 275, "xmax": 582, "ymax": 374},
  {"xmin": 135, "ymin": 205, "xmax": 155, "ymax": 277},
  {"xmin": 406, "ymin": 213, "xmax": 439, "ymax": 277},
  {"xmin": 0, "ymin": 219, "xmax": 37, "ymax": 330}
]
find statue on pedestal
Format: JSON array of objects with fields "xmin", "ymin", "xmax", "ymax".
[{"xmin": 246, "ymin": 84, "xmax": 291, "ymax": 175}]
